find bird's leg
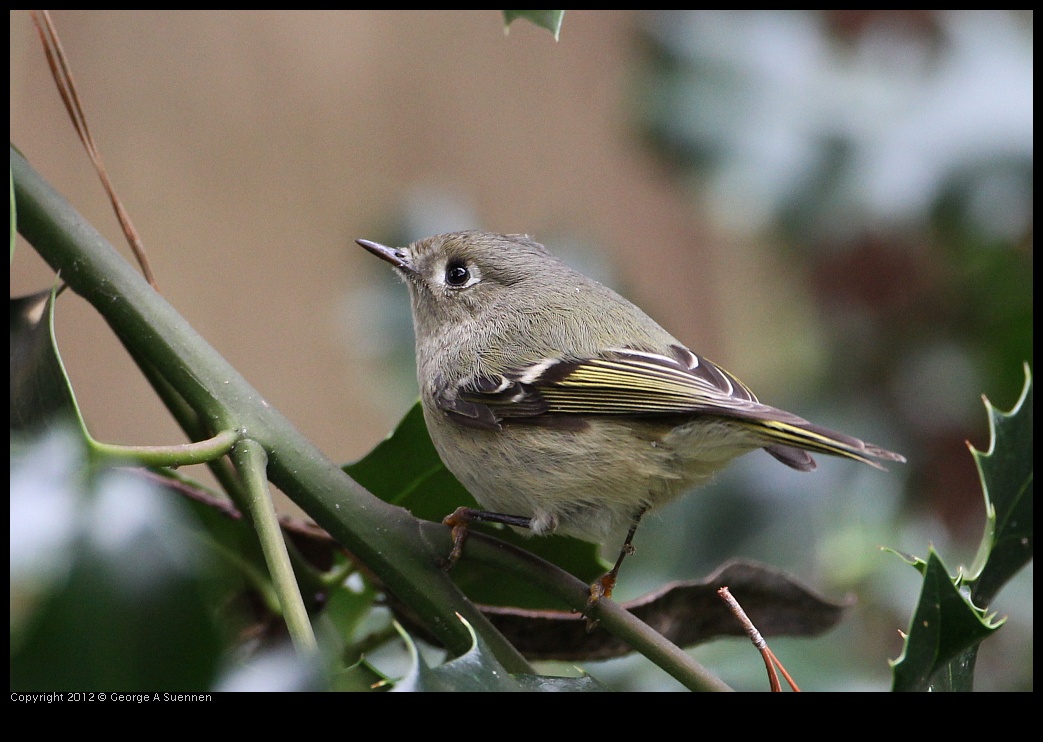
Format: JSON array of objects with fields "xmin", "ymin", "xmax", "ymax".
[
  {"xmin": 441, "ymin": 507, "xmax": 533, "ymax": 569},
  {"xmin": 584, "ymin": 508, "xmax": 647, "ymax": 631}
]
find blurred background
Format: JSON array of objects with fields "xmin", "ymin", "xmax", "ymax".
[{"xmin": 10, "ymin": 10, "xmax": 1032, "ymax": 690}]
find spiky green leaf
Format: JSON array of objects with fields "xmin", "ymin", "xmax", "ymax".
[
  {"xmin": 502, "ymin": 10, "xmax": 564, "ymax": 40},
  {"xmin": 391, "ymin": 616, "xmax": 605, "ymax": 692},
  {"xmin": 10, "ymin": 286, "xmax": 76, "ymax": 431},
  {"xmin": 968, "ymin": 364, "xmax": 1033, "ymax": 605},
  {"xmin": 891, "ymin": 549, "xmax": 1003, "ymax": 691}
]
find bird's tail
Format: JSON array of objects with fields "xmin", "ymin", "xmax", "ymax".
[{"xmin": 747, "ymin": 416, "xmax": 906, "ymax": 472}]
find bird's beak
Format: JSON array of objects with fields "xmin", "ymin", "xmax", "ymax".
[{"xmin": 356, "ymin": 239, "xmax": 415, "ymax": 274}]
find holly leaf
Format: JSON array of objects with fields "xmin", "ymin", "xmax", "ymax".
[
  {"xmin": 967, "ymin": 363, "xmax": 1033, "ymax": 606},
  {"xmin": 890, "ymin": 365, "xmax": 1031, "ymax": 691},
  {"xmin": 10, "ymin": 286, "xmax": 76, "ymax": 431},
  {"xmin": 390, "ymin": 615, "xmax": 605, "ymax": 692},
  {"xmin": 502, "ymin": 10, "xmax": 564, "ymax": 40},
  {"xmin": 479, "ymin": 559, "xmax": 850, "ymax": 661},
  {"xmin": 891, "ymin": 549, "xmax": 1003, "ymax": 691}
]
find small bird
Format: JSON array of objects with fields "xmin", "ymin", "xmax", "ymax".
[{"xmin": 358, "ymin": 231, "xmax": 904, "ymax": 621}]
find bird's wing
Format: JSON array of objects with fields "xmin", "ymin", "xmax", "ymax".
[
  {"xmin": 450, "ymin": 345, "xmax": 759, "ymax": 420},
  {"xmin": 439, "ymin": 345, "xmax": 904, "ymax": 469}
]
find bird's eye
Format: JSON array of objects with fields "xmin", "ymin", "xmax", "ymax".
[{"xmin": 445, "ymin": 261, "xmax": 471, "ymax": 287}]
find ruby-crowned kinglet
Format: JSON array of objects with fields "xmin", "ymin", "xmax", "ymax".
[{"xmin": 358, "ymin": 231, "xmax": 904, "ymax": 615}]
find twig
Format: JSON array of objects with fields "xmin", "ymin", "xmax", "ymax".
[
  {"xmin": 29, "ymin": 10, "xmax": 158, "ymax": 288},
  {"xmin": 718, "ymin": 586, "xmax": 801, "ymax": 692}
]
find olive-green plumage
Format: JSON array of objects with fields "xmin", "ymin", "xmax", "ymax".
[{"xmin": 359, "ymin": 231, "xmax": 904, "ymax": 552}]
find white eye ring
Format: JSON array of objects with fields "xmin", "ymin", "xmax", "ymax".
[{"xmin": 442, "ymin": 260, "xmax": 481, "ymax": 289}]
